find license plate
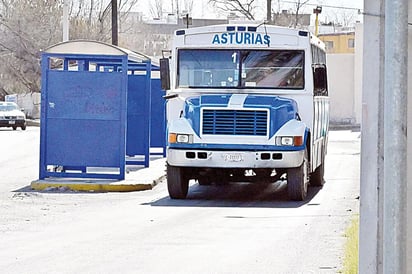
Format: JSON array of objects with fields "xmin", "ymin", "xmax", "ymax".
[
  {"xmin": 8, "ymin": 121, "xmax": 15, "ymax": 125},
  {"xmin": 223, "ymin": 153, "xmax": 244, "ymax": 162}
]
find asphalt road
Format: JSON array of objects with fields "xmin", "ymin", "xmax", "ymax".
[{"xmin": 0, "ymin": 127, "xmax": 360, "ymax": 274}]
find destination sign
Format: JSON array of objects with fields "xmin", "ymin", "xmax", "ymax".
[{"xmin": 212, "ymin": 32, "xmax": 270, "ymax": 45}]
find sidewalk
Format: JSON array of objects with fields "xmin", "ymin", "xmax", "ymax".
[{"xmin": 31, "ymin": 158, "xmax": 166, "ymax": 192}]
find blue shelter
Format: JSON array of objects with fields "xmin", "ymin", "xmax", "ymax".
[{"xmin": 40, "ymin": 40, "xmax": 164, "ymax": 180}]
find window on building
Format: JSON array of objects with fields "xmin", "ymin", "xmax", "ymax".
[
  {"xmin": 348, "ymin": 38, "xmax": 355, "ymax": 48},
  {"xmin": 325, "ymin": 41, "xmax": 334, "ymax": 51}
]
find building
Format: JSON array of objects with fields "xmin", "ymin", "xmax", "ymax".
[
  {"xmin": 318, "ymin": 31, "xmax": 355, "ymax": 53},
  {"xmin": 272, "ymin": 10, "xmax": 311, "ymax": 28},
  {"xmin": 119, "ymin": 13, "xmax": 227, "ymax": 57}
]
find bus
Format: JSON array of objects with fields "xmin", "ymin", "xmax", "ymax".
[{"xmin": 160, "ymin": 24, "xmax": 329, "ymax": 201}]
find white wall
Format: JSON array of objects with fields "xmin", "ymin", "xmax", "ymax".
[
  {"xmin": 326, "ymin": 23, "xmax": 363, "ymax": 126},
  {"xmin": 360, "ymin": 0, "xmax": 385, "ymax": 272},
  {"xmin": 326, "ymin": 23, "xmax": 363, "ymax": 125},
  {"xmin": 16, "ymin": 93, "xmax": 40, "ymax": 119},
  {"xmin": 327, "ymin": 54, "xmax": 356, "ymax": 125},
  {"xmin": 354, "ymin": 23, "xmax": 363, "ymax": 125}
]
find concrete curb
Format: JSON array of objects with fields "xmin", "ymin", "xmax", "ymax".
[
  {"xmin": 26, "ymin": 119, "xmax": 40, "ymax": 127},
  {"xmin": 329, "ymin": 123, "xmax": 360, "ymax": 131},
  {"xmin": 30, "ymin": 176, "xmax": 166, "ymax": 192},
  {"xmin": 31, "ymin": 158, "xmax": 166, "ymax": 192}
]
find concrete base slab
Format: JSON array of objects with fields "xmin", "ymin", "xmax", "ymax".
[{"xmin": 31, "ymin": 158, "xmax": 166, "ymax": 192}]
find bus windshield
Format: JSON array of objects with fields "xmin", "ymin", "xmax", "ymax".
[{"xmin": 177, "ymin": 49, "xmax": 304, "ymax": 89}]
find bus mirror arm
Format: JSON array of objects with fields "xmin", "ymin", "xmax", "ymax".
[{"xmin": 163, "ymin": 93, "xmax": 179, "ymax": 100}]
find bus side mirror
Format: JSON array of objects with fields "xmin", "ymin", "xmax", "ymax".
[
  {"xmin": 160, "ymin": 58, "xmax": 170, "ymax": 91},
  {"xmin": 313, "ymin": 65, "xmax": 328, "ymax": 95}
]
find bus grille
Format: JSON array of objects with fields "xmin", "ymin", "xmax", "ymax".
[{"xmin": 202, "ymin": 109, "xmax": 268, "ymax": 136}]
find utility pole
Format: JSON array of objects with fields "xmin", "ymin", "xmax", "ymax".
[
  {"xmin": 112, "ymin": 0, "xmax": 118, "ymax": 46},
  {"xmin": 62, "ymin": 0, "xmax": 69, "ymax": 41},
  {"xmin": 183, "ymin": 13, "xmax": 192, "ymax": 29},
  {"xmin": 383, "ymin": 0, "xmax": 408, "ymax": 271},
  {"xmin": 267, "ymin": 0, "xmax": 272, "ymax": 23},
  {"xmin": 176, "ymin": 0, "xmax": 180, "ymax": 16}
]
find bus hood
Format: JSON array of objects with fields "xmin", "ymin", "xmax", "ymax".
[{"xmin": 184, "ymin": 94, "xmax": 299, "ymax": 138}]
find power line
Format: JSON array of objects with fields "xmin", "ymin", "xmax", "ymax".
[{"xmin": 281, "ymin": 1, "xmax": 362, "ymax": 11}]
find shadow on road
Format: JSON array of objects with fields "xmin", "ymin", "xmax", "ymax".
[{"xmin": 143, "ymin": 180, "xmax": 323, "ymax": 208}]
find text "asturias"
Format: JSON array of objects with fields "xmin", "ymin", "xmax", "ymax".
[{"xmin": 212, "ymin": 32, "xmax": 270, "ymax": 45}]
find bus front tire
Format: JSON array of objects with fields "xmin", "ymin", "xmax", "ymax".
[
  {"xmin": 310, "ymin": 162, "xmax": 325, "ymax": 187},
  {"xmin": 167, "ymin": 165, "xmax": 189, "ymax": 199},
  {"xmin": 287, "ymin": 150, "xmax": 309, "ymax": 201}
]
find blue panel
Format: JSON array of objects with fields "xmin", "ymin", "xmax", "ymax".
[
  {"xmin": 126, "ymin": 69, "xmax": 151, "ymax": 166},
  {"xmin": 150, "ymin": 79, "xmax": 166, "ymax": 152},
  {"xmin": 46, "ymin": 119, "xmax": 122, "ymax": 166},
  {"xmin": 47, "ymin": 71, "xmax": 122, "ymax": 120},
  {"xmin": 40, "ymin": 54, "xmax": 127, "ymax": 180}
]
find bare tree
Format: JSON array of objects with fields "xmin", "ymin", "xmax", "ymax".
[
  {"xmin": 329, "ymin": 9, "xmax": 356, "ymax": 27},
  {"xmin": 208, "ymin": 0, "xmax": 257, "ymax": 20},
  {"xmin": 293, "ymin": 0, "xmax": 309, "ymax": 28},
  {"xmin": 150, "ymin": 0, "xmax": 164, "ymax": 19},
  {"xmin": 0, "ymin": 0, "xmax": 62, "ymax": 94},
  {"xmin": 181, "ymin": 0, "xmax": 193, "ymax": 14},
  {"xmin": 0, "ymin": 0, "xmax": 141, "ymax": 95}
]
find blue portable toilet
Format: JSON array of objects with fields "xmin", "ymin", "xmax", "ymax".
[{"xmin": 40, "ymin": 40, "xmax": 160, "ymax": 180}]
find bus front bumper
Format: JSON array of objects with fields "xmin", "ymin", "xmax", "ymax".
[{"xmin": 167, "ymin": 149, "xmax": 304, "ymax": 168}]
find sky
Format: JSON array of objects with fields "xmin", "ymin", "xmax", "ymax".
[{"xmin": 137, "ymin": 0, "xmax": 364, "ymax": 25}]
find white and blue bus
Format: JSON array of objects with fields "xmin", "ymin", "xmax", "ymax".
[{"xmin": 160, "ymin": 24, "xmax": 329, "ymax": 201}]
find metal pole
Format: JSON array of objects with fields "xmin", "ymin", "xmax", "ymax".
[
  {"xmin": 267, "ymin": 0, "xmax": 271, "ymax": 23},
  {"xmin": 383, "ymin": 0, "xmax": 408, "ymax": 272},
  {"xmin": 313, "ymin": 7, "xmax": 322, "ymax": 37},
  {"xmin": 111, "ymin": 0, "xmax": 118, "ymax": 46},
  {"xmin": 62, "ymin": 0, "xmax": 69, "ymax": 41}
]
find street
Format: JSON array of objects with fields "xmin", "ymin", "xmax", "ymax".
[{"xmin": 0, "ymin": 127, "xmax": 360, "ymax": 274}]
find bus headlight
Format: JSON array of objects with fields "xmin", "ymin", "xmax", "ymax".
[
  {"xmin": 169, "ymin": 133, "xmax": 193, "ymax": 144},
  {"xmin": 276, "ymin": 136, "xmax": 303, "ymax": 146}
]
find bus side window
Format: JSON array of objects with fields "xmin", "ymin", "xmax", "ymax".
[{"xmin": 313, "ymin": 65, "xmax": 328, "ymax": 96}]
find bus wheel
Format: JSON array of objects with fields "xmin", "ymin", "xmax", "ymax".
[
  {"xmin": 167, "ymin": 165, "xmax": 189, "ymax": 199},
  {"xmin": 287, "ymin": 149, "xmax": 309, "ymax": 201},
  {"xmin": 310, "ymin": 160, "xmax": 325, "ymax": 187}
]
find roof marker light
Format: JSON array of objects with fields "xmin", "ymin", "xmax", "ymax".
[
  {"xmin": 298, "ymin": 31, "xmax": 308, "ymax": 37},
  {"xmin": 226, "ymin": 26, "xmax": 236, "ymax": 31},
  {"xmin": 238, "ymin": 26, "xmax": 246, "ymax": 31},
  {"xmin": 176, "ymin": 30, "xmax": 185, "ymax": 35},
  {"xmin": 248, "ymin": 26, "xmax": 257, "ymax": 32}
]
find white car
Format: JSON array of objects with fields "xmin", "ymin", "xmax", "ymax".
[{"xmin": 0, "ymin": 101, "xmax": 26, "ymax": 130}]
